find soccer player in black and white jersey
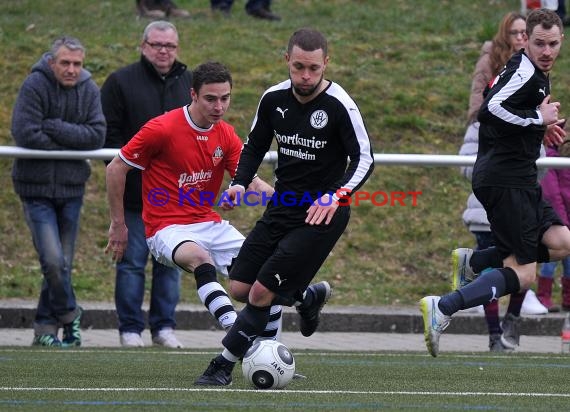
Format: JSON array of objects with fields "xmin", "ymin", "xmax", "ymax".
[
  {"xmin": 421, "ymin": 8, "xmax": 570, "ymax": 357},
  {"xmin": 195, "ymin": 28, "xmax": 374, "ymax": 385}
]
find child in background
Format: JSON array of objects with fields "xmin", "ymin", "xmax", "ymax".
[{"xmin": 538, "ymin": 139, "xmax": 570, "ymax": 312}]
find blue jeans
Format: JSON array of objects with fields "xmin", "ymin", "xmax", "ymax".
[
  {"xmin": 540, "ymin": 257, "xmax": 570, "ymax": 278},
  {"xmin": 115, "ymin": 209, "xmax": 180, "ymax": 335},
  {"xmin": 22, "ymin": 197, "xmax": 83, "ymax": 335},
  {"xmin": 474, "ymin": 231, "xmax": 493, "ymax": 251}
]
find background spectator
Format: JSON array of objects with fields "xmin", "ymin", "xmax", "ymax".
[
  {"xmin": 538, "ymin": 141, "xmax": 570, "ymax": 312},
  {"xmin": 11, "ymin": 36, "xmax": 106, "ymax": 347},
  {"xmin": 101, "ymin": 21, "xmax": 190, "ymax": 348}
]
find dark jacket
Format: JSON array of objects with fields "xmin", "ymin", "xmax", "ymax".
[
  {"xmin": 474, "ymin": 50, "xmax": 548, "ymax": 189},
  {"xmin": 11, "ymin": 52, "xmax": 106, "ymax": 198},
  {"xmin": 101, "ymin": 55, "xmax": 192, "ymax": 211}
]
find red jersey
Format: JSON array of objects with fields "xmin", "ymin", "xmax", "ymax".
[{"xmin": 119, "ymin": 105, "xmax": 243, "ymax": 237}]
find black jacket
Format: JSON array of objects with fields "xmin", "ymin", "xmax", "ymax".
[{"xmin": 101, "ymin": 55, "xmax": 192, "ymax": 211}]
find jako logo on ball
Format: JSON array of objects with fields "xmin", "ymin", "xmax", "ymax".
[{"xmin": 242, "ymin": 340, "xmax": 295, "ymax": 389}]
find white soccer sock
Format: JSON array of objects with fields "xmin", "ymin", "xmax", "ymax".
[{"xmin": 197, "ymin": 282, "xmax": 237, "ymax": 330}]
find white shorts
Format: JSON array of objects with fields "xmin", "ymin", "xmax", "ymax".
[{"xmin": 147, "ymin": 220, "xmax": 245, "ymax": 277}]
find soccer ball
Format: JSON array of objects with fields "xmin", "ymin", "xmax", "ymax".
[{"xmin": 242, "ymin": 340, "xmax": 295, "ymax": 389}]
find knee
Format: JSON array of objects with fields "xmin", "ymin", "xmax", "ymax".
[
  {"xmin": 173, "ymin": 243, "xmax": 211, "ymax": 272},
  {"xmin": 229, "ymin": 280, "xmax": 251, "ymax": 303},
  {"xmin": 41, "ymin": 255, "xmax": 66, "ymax": 279},
  {"xmin": 248, "ymin": 282, "xmax": 274, "ymax": 307},
  {"xmin": 516, "ymin": 270, "xmax": 536, "ymax": 290}
]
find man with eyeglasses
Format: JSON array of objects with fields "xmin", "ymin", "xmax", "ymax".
[{"xmin": 101, "ymin": 20, "xmax": 193, "ymax": 348}]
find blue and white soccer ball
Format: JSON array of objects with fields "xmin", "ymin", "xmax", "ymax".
[{"xmin": 242, "ymin": 339, "xmax": 295, "ymax": 389}]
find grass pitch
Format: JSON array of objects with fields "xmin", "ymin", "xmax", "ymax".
[{"xmin": 1, "ymin": 348, "xmax": 569, "ymax": 411}]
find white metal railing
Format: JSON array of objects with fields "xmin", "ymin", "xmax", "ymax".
[{"xmin": 2, "ymin": 146, "xmax": 570, "ymax": 168}]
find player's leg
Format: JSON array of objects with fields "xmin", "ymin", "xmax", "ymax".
[
  {"xmin": 147, "ymin": 224, "xmax": 238, "ymax": 331},
  {"xmin": 259, "ymin": 205, "xmax": 349, "ymax": 337},
  {"xmin": 181, "ymin": 245, "xmax": 237, "ymax": 331},
  {"xmin": 195, "ymin": 218, "xmax": 278, "ymax": 386},
  {"xmin": 541, "ymin": 225, "xmax": 570, "ymax": 261},
  {"xmin": 421, "ymin": 187, "xmax": 537, "ymax": 357},
  {"xmin": 195, "ymin": 288, "xmax": 274, "ymax": 386}
]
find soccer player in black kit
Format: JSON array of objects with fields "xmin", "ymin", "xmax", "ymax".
[
  {"xmin": 195, "ymin": 28, "xmax": 374, "ymax": 385},
  {"xmin": 421, "ymin": 8, "xmax": 570, "ymax": 357}
]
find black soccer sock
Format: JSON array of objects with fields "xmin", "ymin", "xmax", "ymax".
[
  {"xmin": 194, "ymin": 263, "xmax": 237, "ymax": 330},
  {"xmin": 258, "ymin": 305, "xmax": 282, "ymax": 340},
  {"xmin": 470, "ymin": 247, "xmax": 503, "ymax": 273},
  {"xmin": 460, "ymin": 267, "xmax": 519, "ymax": 308},
  {"xmin": 222, "ymin": 303, "xmax": 271, "ymax": 358},
  {"xmin": 439, "ymin": 268, "xmax": 520, "ymax": 315},
  {"xmin": 438, "ymin": 291, "xmax": 464, "ymax": 316}
]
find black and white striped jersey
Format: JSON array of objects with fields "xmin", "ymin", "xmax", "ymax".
[
  {"xmin": 231, "ymin": 79, "xmax": 374, "ymax": 200},
  {"xmin": 473, "ymin": 50, "xmax": 549, "ymax": 189}
]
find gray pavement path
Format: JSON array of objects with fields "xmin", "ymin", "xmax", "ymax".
[
  {"xmin": 0, "ymin": 299, "xmax": 568, "ymax": 354},
  {"xmin": 0, "ymin": 329, "xmax": 564, "ymax": 354}
]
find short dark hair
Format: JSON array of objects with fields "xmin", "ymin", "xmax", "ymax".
[
  {"xmin": 287, "ymin": 28, "xmax": 328, "ymax": 55},
  {"xmin": 526, "ymin": 8, "xmax": 563, "ymax": 36},
  {"xmin": 192, "ymin": 61, "xmax": 232, "ymax": 94}
]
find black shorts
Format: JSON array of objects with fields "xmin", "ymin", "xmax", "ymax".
[
  {"xmin": 473, "ymin": 186, "xmax": 563, "ymax": 264},
  {"xmin": 229, "ymin": 202, "xmax": 350, "ymax": 303}
]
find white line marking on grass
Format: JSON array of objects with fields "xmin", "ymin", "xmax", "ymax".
[{"xmin": 2, "ymin": 388, "xmax": 570, "ymax": 398}]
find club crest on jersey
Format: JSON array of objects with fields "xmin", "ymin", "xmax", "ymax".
[
  {"xmin": 212, "ymin": 146, "xmax": 224, "ymax": 166},
  {"xmin": 310, "ymin": 110, "xmax": 328, "ymax": 129}
]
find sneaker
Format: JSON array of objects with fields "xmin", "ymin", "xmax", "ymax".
[
  {"xmin": 120, "ymin": 332, "xmax": 145, "ymax": 347},
  {"xmin": 32, "ymin": 334, "xmax": 62, "ymax": 347},
  {"xmin": 62, "ymin": 307, "xmax": 82, "ymax": 348},
  {"xmin": 451, "ymin": 248, "xmax": 476, "ymax": 290},
  {"xmin": 168, "ymin": 7, "xmax": 191, "ymax": 18},
  {"xmin": 489, "ymin": 333, "xmax": 509, "ymax": 352},
  {"xmin": 419, "ymin": 296, "xmax": 451, "ymax": 357},
  {"xmin": 500, "ymin": 313, "xmax": 521, "ymax": 349},
  {"xmin": 296, "ymin": 281, "xmax": 332, "ymax": 337},
  {"xmin": 247, "ymin": 7, "xmax": 281, "ymax": 21},
  {"xmin": 195, "ymin": 357, "xmax": 234, "ymax": 386},
  {"xmin": 135, "ymin": 0, "xmax": 166, "ymax": 18},
  {"xmin": 152, "ymin": 327, "xmax": 183, "ymax": 348},
  {"xmin": 520, "ymin": 290, "xmax": 548, "ymax": 315},
  {"xmin": 138, "ymin": 8, "xmax": 166, "ymax": 18}
]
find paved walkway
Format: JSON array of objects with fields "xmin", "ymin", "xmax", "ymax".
[
  {"xmin": 0, "ymin": 299, "xmax": 567, "ymax": 354},
  {"xmin": 0, "ymin": 329, "xmax": 564, "ymax": 354}
]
